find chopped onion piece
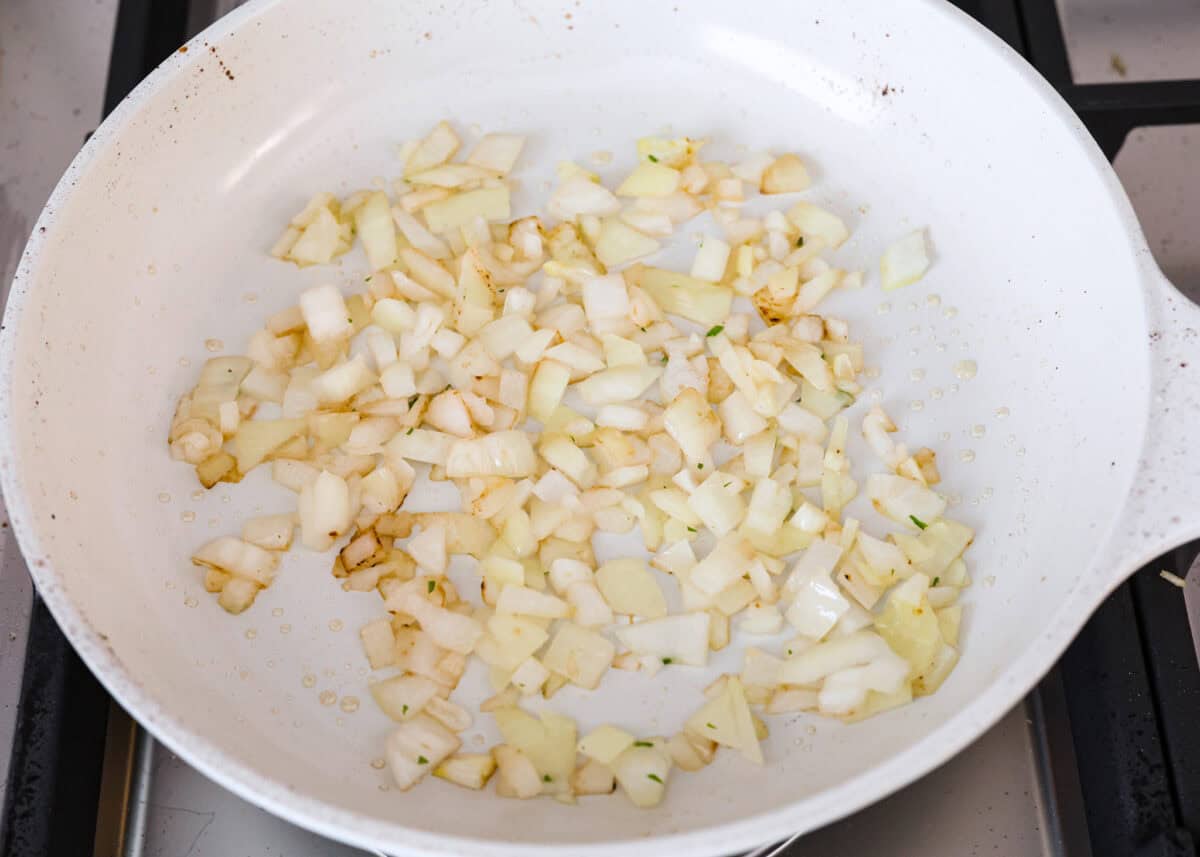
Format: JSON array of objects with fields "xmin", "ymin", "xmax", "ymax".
[
  {"xmin": 880, "ymin": 229, "xmax": 931, "ymax": 291},
  {"xmin": 616, "ymin": 612, "xmax": 711, "ymax": 666},
  {"xmin": 445, "ymin": 432, "xmax": 537, "ymax": 478},
  {"xmin": 386, "ymin": 714, "xmax": 462, "ymax": 791}
]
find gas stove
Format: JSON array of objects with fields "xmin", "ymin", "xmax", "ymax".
[{"xmin": 2, "ymin": 2, "xmax": 1199, "ymax": 855}]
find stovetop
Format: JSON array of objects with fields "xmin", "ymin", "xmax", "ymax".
[{"xmin": 2, "ymin": 2, "xmax": 1200, "ymax": 856}]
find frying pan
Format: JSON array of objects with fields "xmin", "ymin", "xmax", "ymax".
[{"xmin": 3, "ymin": 0, "xmax": 1199, "ymax": 854}]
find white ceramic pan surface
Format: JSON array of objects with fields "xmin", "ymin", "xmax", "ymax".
[{"xmin": 3, "ymin": 1, "xmax": 1200, "ymax": 855}]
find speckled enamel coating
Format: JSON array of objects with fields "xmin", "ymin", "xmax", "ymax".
[{"xmin": 2, "ymin": 1, "xmax": 1199, "ymax": 855}]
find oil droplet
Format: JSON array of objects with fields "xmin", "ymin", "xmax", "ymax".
[
  {"xmin": 995, "ymin": 406, "xmax": 1010, "ymax": 419},
  {"xmin": 930, "ymin": 388, "xmax": 944, "ymax": 400},
  {"xmin": 908, "ymin": 325, "xmax": 921, "ymax": 336},
  {"xmin": 280, "ymin": 624, "xmax": 292, "ymax": 634},
  {"xmin": 207, "ymin": 517, "xmax": 220, "ymax": 528},
  {"xmin": 243, "ymin": 292, "xmax": 258, "ymax": 303},
  {"xmin": 244, "ymin": 629, "xmax": 257, "ymax": 640},
  {"xmin": 180, "ymin": 511, "xmax": 195, "ymax": 523},
  {"xmin": 959, "ymin": 450, "xmax": 976, "ymax": 463},
  {"xmin": 909, "ymin": 400, "xmax": 925, "ymax": 412},
  {"xmin": 266, "ymin": 659, "xmax": 275, "ymax": 669},
  {"xmin": 926, "ymin": 294, "xmax": 942, "ymax": 308},
  {"xmin": 1006, "ymin": 434, "xmax": 1017, "ymax": 446},
  {"xmin": 204, "ymin": 338, "xmax": 223, "ymax": 352},
  {"xmin": 341, "ymin": 696, "xmax": 360, "ymax": 713},
  {"xmin": 909, "ymin": 368, "xmax": 926, "ymax": 382},
  {"xmin": 190, "ymin": 490, "xmax": 204, "ymax": 501},
  {"xmin": 157, "ymin": 492, "xmax": 171, "ymax": 504},
  {"xmin": 184, "ymin": 597, "xmax": 198, "ymax": 608},
  {"xmin": 221, "ymin": 495, "xmax": 231, "ymax": 504},
  {"xmin": 949, "ymin": 384, "xmax": 960, "ymax": 394},
  {"xmin": 939, "ymin": 431, "xmax": 952, "ymax": 442},
  {"xmin": 319, "ymin": 690, "xmax": 337, "ymax": 706},
  {"xmin": 876, "ymin": 302, "xmax": 892, "ymax": 315},
  {"xmin": 1017, "ymin": 447, "xmax": 1027, "ymax": 457},
  {"xmin": 178, "ymin": 357, "xmax": 191, "ymax": 368},
  {"xmin": 864, "ymin": 366, "xmax": 881, "ymax": 379},
  {"xmin": 953, "ymin": 359, "xmax": 977, "ymax": 380},
  {"xmin": 944, "ymin": 307, "xmax": 959, "ymax": 319},
  {"xmin": 336, "ymin": 717, "xmax": 345, "ymax": 727},
  {"xmin": 238, "ymin": 670, "xmax": 249, "ymax": 681},
  {"xmin": 323, "ymin": 668, "xmax": 336, "ymax": 678},
  {"xmin": 329, "ymin": 619, "xmax": 344, "ymax": 632},
  {"xmin": 908, "ymin": 348, "xmax": 919, "ymax": 358},
  {"xmin": 302, "ymin": 673, "xmax": 316, "ymax": 688},
  {"xmin": 868, "ymin": 389, "xmax": 882, "ymax": 402},
  {"xmin": 947, "ymin": 493, "xmax": 963, "ymax": 507},
  {"xmin": 971, "ymin": 424, "xmax": 986, "ymax": 438},
  {"xmin": 271, "ymin": 607, "xmax": 284, "ymax": 618},
  {"xmin": 590, "ymin": 150, "xmax": 613, "ymax": 164},
  {"xmin": 983, "ymin": 486, "xmax": 994, "ymax": 499},
  {"xmin": 378, "ymin": 784, "xmax": 391, "ymax": 792},
  {"xmin": 906, "ymin": 302, "xmax": 918, "ymax": 312},
  {"xmin": 165, "ymin": 580, "xmax": 176, "ymax": 590},
  {"xmin": 936, "ymin": 342, "xmax": 948, "ymax": 353},
  {"xmin": 371, "ymin": 758, "xmax": 387, "ymax": 770}
]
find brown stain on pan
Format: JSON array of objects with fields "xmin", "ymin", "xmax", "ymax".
[{"xmin": 205, "ymin": 43, "xmax": 236, "ymax": 81}]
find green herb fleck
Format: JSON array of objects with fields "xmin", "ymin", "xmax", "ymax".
[
  {"xmin": 723, "ymin": 481, "xmax": 732, "ymax": 488},
  {"xmin": 671, "ymin": 282, "xmax": 680, "ymax": 288},
  {"xmin": 686, "ymin": 526, "xmax": 697, "ymax": 533},
  {"xmin": 542, "ymin": 774, "xmax": 553, "ymax": 782},
  {"xmin": 408, "ymin": 394, "xmax": 420, "ymax": 407},
  {"xmin": 696, "ymin": 463, "xmax": 704, "ymax": 469},
  {"xmin": 909, "ymin": 514, "xmax": 928, "ymax": 530},
  {"xmin": 932, "ymin": 576, "xmax": 940, "ymax": 587},
  {"xmin": 646, "ymin": 773, "xmax": 664, "ymax": 784},
  {"xmin": 406, "ymin": 427, "xmax": 414, "ymax": 435},
  {"xmin": 706, "ymin": 722, "xmax": 716, "ymax": 729},
  {"xmin": 633, "ymin": 740, "xmax": 653, "ymax": 747},
  {"xmin": 417, "ymin": 755, "xmax": 428, "ymax": 765},
  {"xmin": 647, "ymin": 154, "xmax": 659, "ymax": 163},
  {"xmin": 402, "ymin": 704, "xmax": 409, "ymax": 714},
  {"xmin": 786, "ymin": 648, "xmax": 793, "ymax": 656},
  {"xmin": 365, "ymin": 275, "xmax": 373, "ymax": 282},
  {"xmin": 796, "ymin": 236, "xmax": 805, "ymax": 248},
  {"xmin": 427, "ymin": 580, "xmax": 437, "ymax": 593},
  {"xmin": 661, "ymin": 657, "xmax": 673, "ymax": 665},
  {"xmin": 706, "ymin": 324, "xmax": 724, "ymax": 337},
  {"xmin": 661, "ymin": 355, "xmax": 668, "ymax": 364}
]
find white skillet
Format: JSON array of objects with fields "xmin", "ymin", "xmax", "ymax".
[{"xmin": 3, "ymin": 0, "xmax": 1199, "ymax": 854}]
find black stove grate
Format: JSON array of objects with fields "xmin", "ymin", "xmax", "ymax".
[{"xmin": 3, "ymin": 2, "xmax": 1200, "ymax": 856}]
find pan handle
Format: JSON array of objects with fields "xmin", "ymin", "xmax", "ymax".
[{"xmin": 1105, "ymin": 265, "xmax": 1200, "ymax": 584}]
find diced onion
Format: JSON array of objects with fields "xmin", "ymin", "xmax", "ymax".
[{"xmin": 172, "ymin": 123, "xmax": 976, "ymax": 808}]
